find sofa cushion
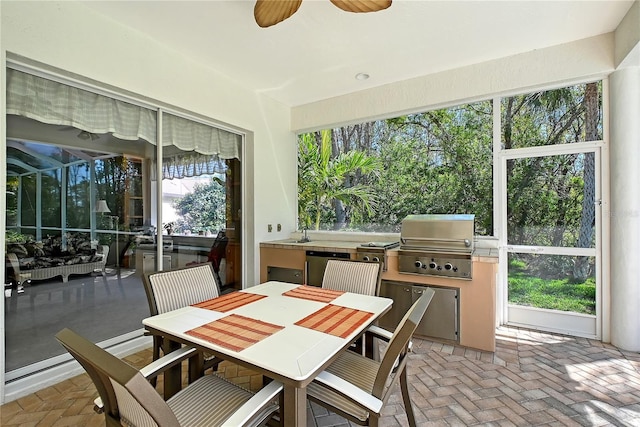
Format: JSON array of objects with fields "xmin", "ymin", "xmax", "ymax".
[{"xmin": 8, "ymin": 233, "xmax": 100, "ymax": 271}]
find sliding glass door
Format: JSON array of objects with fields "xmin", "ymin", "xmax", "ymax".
[{"xmin": 4, "ymin": 67, "xmax": 243, "ymax": 381}]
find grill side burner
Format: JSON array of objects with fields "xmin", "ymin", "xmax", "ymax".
[
  {"xmin": 355, "ymin": 241, "xmax": 399, "ymax": 271},
  {"xmin": 398, "ymin": 214, "xmax": 474, "ymax": 280}
]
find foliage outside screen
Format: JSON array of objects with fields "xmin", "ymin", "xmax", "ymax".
[
  {"xmin": 297, "ymin": 82, "xmax": 600, "ymax": 238},
  {"xmin": 298, "ymin": 102, "xmax": 494, "ymax": 234},
  {"xmin": 298, "ymin": 82, "xmax": 601, "ymax": 313}
]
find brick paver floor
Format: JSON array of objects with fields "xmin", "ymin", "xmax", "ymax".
[{"xmin": 2, "ymin": 326, "xmax": 639, "ymax": 426}]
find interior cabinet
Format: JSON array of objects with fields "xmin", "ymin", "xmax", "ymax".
[
  {"xmin": 174, "ymin": 251, "xmax": 204, "ymax": 269},
  {"xmin": 124, "ymin": 158, "xmax": 144, "ymax": 229}
]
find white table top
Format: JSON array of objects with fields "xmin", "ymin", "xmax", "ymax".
[{"xmin": 142, "ymin": 281, "xmax": 393, "ymax": 383}]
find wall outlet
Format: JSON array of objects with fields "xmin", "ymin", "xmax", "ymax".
[{"xmin": 268, "ymin": 224, "xmax": 272, "ymax": 232}]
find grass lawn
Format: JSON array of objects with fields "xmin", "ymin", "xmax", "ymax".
[{"xmin": 508, "ymin": 260, "xmax": 596, "ymax": 315}]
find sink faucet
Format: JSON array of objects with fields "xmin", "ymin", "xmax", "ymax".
[{"xmin": 298, "ymin": 228, "xmax": 310, "ymax": 243}]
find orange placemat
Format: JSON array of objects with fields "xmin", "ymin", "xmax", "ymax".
[
  {"xmin": 185, "ymin": 314, "xmax": 284, "ymax": 352},
  {"xmin": 283, "ymin": 285, "xmax": 345, "ymax": 303},
  {"xmin": 295, "ymin": 304, "xmax": 374, "ymax": 338},
  {"xmin": 192, "ymin": 292, "xmax": 266, "ymax": 312}
]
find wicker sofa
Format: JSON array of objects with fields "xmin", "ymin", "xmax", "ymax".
[{"xmin": 6, "ymin": 235, "xmax": 109, "ymax": 284}]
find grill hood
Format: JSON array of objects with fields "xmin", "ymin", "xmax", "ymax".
[{"xmin": 400, "ymin": 214, "xmax": 475, "ymax": 253}]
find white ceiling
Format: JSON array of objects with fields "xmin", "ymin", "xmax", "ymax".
[{"xmin": 82, "ymin": 0, "xmax": 633, "ymax": 107}]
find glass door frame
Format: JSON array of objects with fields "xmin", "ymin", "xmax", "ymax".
[
  {"xmin": 2, "ymin": 59, "xmax": 250, "ymax": 403},
  {"xmin": 499, "ymin": 141, "xmax": 604, "ymax": 339}
]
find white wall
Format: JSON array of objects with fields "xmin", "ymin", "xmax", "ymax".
[
  {"xmin": 0, "ymin": 1, "xmax": 298, "ymax": 287},
  {"xmin": 609, "ymin": 66, "xmax": 640, "ymax": 352},
  {"xmin": 615, "ymin": 0, "xmax": 640, "ymax": 67},
  {"xmin": 292, "ymin": 34, "xmax": 615, "ymax": 132}
]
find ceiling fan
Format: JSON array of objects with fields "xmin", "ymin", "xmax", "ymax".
[
  {"xmin": 254, "ymin": 0, "xmax": 392, "ymax": 28},
  {"xmin": 58, "ymin": 126, "xmax": 100, "ymax": 141}
]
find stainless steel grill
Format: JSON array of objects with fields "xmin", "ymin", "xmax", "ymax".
[{"xmin": 398, "ymin": 214, "xmax": 474, "ymax": 279}]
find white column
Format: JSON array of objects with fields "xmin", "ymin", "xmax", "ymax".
[{"xmin": 609, "ymin": 66, "xmax": 640, "ymax": 352}]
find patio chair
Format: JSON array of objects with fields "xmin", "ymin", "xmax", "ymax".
[
  {"xmin": 56, "ymin": 328, "xmax": 282, "ymax": 427},
  {"xmin": 143, "ymin": 263, "xmax": 221, "ymax": 385},
  {"xmin": 306, "ymin": 289, "xmax": 435, "ymax": 427},
  {"xmin": 322, "ymin": 259, "xmax": 382, "ymax": 357},
  {"xmin": 321, "ymin": 259, "xmax": 382, "ymax": 295}
]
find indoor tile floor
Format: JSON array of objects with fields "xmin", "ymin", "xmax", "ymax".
[{"xmin": 2, "ymin": 326, "xmax": 639, "ymax": 426}]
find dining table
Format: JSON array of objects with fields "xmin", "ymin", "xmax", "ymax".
[{"xmin": 142, "ymin": 280, "xmax": 393, "ymax": 427}]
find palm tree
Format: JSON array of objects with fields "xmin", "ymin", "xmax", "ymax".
[{"xmin": 298, "ymin": 130, "xmax": 380, "ymax": 230}]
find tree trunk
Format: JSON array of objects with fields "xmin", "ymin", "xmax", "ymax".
[
  {"xmin": 573, "ymin": 83, "xmax": 598, "ymax": 280},
  {"xmin": 333, "ymin": 199, "xmax": 346, "ymax": 230}
]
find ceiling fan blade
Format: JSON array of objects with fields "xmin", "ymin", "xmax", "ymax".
[
  {"xmin": 329, "ymin": 0, "xmax": 392, "ymax": 13},
  {"xmin": 254, "ymin": 0, "xmax": 303, "ymax": 28}
]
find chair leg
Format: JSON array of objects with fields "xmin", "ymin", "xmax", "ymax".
[
  {"xmin": 400, "ymin": 366, "xmax": 417, "ymax": 427},
  {"xmin": 188, "ymin": 352, "xmax": 204, "ymax": 384},
  {"xmin": 150, "ymin": 335, "xmax": 161, "ymax": 387},
  {"xmin": 162, "ymin": 337, "xmax": 182, "ymax": 399}
]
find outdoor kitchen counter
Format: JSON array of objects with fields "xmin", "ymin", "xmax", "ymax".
[
  {"xmin": 260, "ymin": 239, "xmax": 498, "ymax": 352},
  {"xmin": 260, "ymin": 239, "xmax": 498, "ymax": 262},
  {"xmin": 259, "ymin": 239, "xmax": 361, "ymax": 253}
]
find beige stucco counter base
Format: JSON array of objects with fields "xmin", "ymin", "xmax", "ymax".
[{"xmin": 383, "ymin": 252, "xmax": 497, "ymax": 352}]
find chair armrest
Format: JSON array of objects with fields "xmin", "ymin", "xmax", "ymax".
[
  {"xmin": 366, "ymin": 325, "xmax": 392, "ymax": 342},
  {"xmin": 221, "ymin": 380, "xmax": 283, "ymax": 427},
  {"xmin": 140, "ymin": 346, "xmax": 198, "ymax": 380},
  {"xmin": 367, "ymin": 325, "xmax": 413, "ymax": 354},
  {"xmin": 314, "ymin": 371, "xmax": 383, "ymax": 414},
  {"xmin": 94, "ymin": 346, "xmax": 199, "ymax": 414}
]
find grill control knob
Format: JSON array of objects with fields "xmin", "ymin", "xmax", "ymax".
[
  {"xmin": 414, "ymin": 261, "xmax": 423, "ymax": 268},
  {"xmin": 444, "ymin": 263, "xmax": 453, "ymax": 270},
  {"xmin": 428, "ymin": 261, "xmax": 437, "ymax": 269},
  {"xmin": 362, "ymin": 256, "xmax": 370, "ymax": 261},
  {"xmin": 372, "ymin": 257, "xmax": 380, "ymax": 262}
]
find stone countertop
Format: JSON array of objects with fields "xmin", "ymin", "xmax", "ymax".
[
  {"xmin": 259, "ymin": 239, "xmax": 362, "ymax": 253},
  {"xmin": 260, "ymin": 239, "xmax": 498, "ymax": 261}
]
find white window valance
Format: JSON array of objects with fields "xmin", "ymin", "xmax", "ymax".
[
  {"xmin": 6, "ymin": 69, "xmax": 243, "ymax": 173},
  {"xmin": 163, "ymin": 113, "xmax": 241, "ymax": 161},
  {"xmin": 152, "ymin": 152, "xmax": 228, "ymax": 181},
  {"xmin": 6, "ymin": 69, "xmax": 157, "ymax": 143}
]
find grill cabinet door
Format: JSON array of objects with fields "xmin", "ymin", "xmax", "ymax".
[
  {"xmin": 413, "ymin": 286, "xmax": 458, "ymax": 342},
  {"xmin": 378, "ymin": 281, "xmax": 413, "ymax": 331}
]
